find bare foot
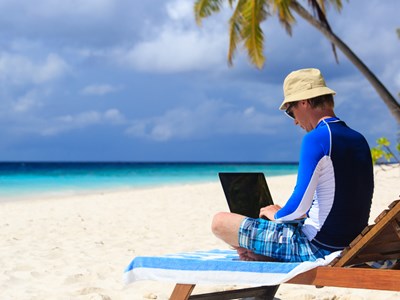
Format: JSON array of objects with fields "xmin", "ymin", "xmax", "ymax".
[{"xmin": 235, "ymin": 247, "xmax": 276, "ymax": 262}]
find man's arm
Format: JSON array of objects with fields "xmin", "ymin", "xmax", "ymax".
[{"xmin": 274, "ymin": 130, "xmax": 329, "ymax": 221}]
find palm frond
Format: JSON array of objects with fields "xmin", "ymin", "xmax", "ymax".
[
  {"xmin": 272, "ymin": 0, "xmax": 296, "ymax": 36},
  {"xmin": 316, "ymin": 0, "xmax": 326, "ymax": 13},
  {"xmin": 228, "ymin": 0, "xmax": 246, "ymax": 66},
  {"xmin": 194, "ymin": 0, "xmax": 225, "ymax": 25},
  {"xmin": 227, "ymin": 0, "xmax": 235, "ymax": 8},
  {"xmin": 241, "ymin": 0, "xmax": 267, "ymax": 68},
  {"xmin": 321, "ymin": 0, "xmax": 344, "ymax": 12},
  {"xmin": 307, "ymin": 0, "xmax": 339, "ymax": 63}
]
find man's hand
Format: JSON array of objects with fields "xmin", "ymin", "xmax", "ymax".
[{"xmin": 259, "ymin": 205, "xmax": 282, "ymax": 221}]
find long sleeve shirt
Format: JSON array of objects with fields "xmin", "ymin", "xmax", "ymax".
[{"xmin": 275, "ymin": 117, "xmax": 374, "ymax": 251}]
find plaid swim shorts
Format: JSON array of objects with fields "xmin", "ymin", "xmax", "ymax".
[{"xmin": 238, "ymin": 217, "xmax": 332, "ymax": 262}]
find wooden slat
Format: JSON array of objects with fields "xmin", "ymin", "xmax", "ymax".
[
  {"xmin": 328, "ymin": 256, "xmax": 340, "ymax": 266},
  {"xmin": 287, "ymin": 267, "xmax": 400, "ymax": 291},
  {"xmin": 360, "ymin": 224, "xmax": 374, "ymax": 235},
  {"xmin": 389, "ymin": 200, "xmax": 400, "ymax": 209},
  {"xmin": 375, "ymin": 209, "xmax": 390, "ymax": 223},
  {"xmin": 337, "ymin": 248, "xmax": 349, "ymax": 259},
  {"xmin": 349, "ymin": 234, "xmax": 364, "ymax": 248}
]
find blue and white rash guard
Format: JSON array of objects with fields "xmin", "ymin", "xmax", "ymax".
[{"xmin": 275, "ymin": 117, "xmax": 374, "ymax": 251}]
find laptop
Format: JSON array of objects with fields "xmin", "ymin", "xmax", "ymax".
[{"xmin": 218, "ymin": 172, "xmax": 274, "ymax": 219}]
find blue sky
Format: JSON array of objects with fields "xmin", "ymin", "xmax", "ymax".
[{"xmin": 0, "ymin": 0, "xmax": 399, "ymax": 162}]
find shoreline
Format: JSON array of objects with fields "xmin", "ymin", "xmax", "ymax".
[
  {"xmin": 0, "ymin": 167, "xmax": 399, "ymax": 299},
  {"xmin": 0, "ymin": 179, "xmax": 219, "ymax": 204},
  {"xmin": 0, "ymin": 161, "xmax": 299, "ymax": 203}
]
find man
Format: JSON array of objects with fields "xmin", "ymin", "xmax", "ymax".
[{"xmin": 212, "ymin": 68, "xmax": 374, "ymax": 262}]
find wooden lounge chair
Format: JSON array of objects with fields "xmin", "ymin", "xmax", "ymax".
[{"xmin": 170, "ymin": 199, "xmax": 400, "ymax": 300}]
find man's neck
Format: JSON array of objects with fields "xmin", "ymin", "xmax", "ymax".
[
  {"xmin": 317, "ymin": 115, "xmax": 336, "ymax": 124},
  {"xmin": 311, "ymin": 109, "xmax": 336, "ymax": 129}
]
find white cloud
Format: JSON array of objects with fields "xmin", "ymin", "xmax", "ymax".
[
  {"xmin": 57, "ymin": 111, "xmax": 101, "ymax": 125},
  {"xmin": 81, "ymin": 84, "xmax": 122, "ymax": 96},
  {"xmin": 117, "ymin": 26, "xmax": 226, "ymax": 73},
  {"xmin": 41, "ymin": 108, "xmax": 125, "ymax": 136},
  {"xmin": 244, "ymin": 106, "xmax": 255, "ymax": 116},
  {"xmin": 0, "ymin": 52, "xmax": 68, "ymax": 85},
  {"xmin": 12, "ymin": 90, "xmax": 43, "ymax": 113},
  {"xmin": 104, "ymin": 108, "xmax": 125, "ymax": 123},
  {"xmin": 126, "ymin": 106, "xmax": 203, "ymax": 141},
  {"xmin": 166, "ymin": 0, "xmax": 193, "ymax": 21},
  {"xmin": 114, "ymin": 0, "xmax": 228, "ymax": 73},
  {"xmin": 43, "ymin": 0, "xmax": 114, "ymax": 16},
  {"xmin": 0, "ymin": 0, "xmax": 115, "ymax": 20},
  {"xmin": 36, "ymin": 54, "xmax": 69, "ymax": 83},
  {"xmin": 126, "ymin": 100, "xmax": 283, "ymax": 141}
]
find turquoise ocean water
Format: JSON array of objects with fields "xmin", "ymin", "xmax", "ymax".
[{"xmin": 0, "ymin": 162, "xmax": 298, "ymax": 199}]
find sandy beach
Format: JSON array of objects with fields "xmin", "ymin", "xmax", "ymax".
[{"xmin": 0, "ymin": 166, "xmax": 399, "ymax": 300}]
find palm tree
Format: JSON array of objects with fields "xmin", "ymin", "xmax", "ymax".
[{"xmin": 194, "ymin": 0, "xmax": 400, "ymax": 124}]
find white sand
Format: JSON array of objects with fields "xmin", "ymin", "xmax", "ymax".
[{"xmin": 0, "ymin": 166, "xmax": 399, "ymax": 300}]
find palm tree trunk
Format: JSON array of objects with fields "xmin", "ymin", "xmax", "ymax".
[{"xmin": 290, "ymin": 1, "xmax": 400, "ymax": 124}]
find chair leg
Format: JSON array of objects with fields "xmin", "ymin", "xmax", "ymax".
[{"xmin": 170, "ymin": 284, "xmax": 196, "ymax": 300}]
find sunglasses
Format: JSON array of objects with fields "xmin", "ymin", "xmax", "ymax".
[{"xmin": 285, "ymin": 102, "xmax": 296, "ymax": 120}]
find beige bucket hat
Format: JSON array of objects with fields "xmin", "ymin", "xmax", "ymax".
[{"xmin": 279, "ymin": 68, "xmax": 336, "ymax": 110}]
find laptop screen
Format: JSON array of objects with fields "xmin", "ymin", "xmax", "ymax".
[{"xmin": 218, "ymin": 172, "xmax": 273, "ymax": 219}]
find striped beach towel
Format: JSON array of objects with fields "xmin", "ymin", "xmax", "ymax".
[{"xmin": 124, "ymin": 249, "xmax": 340, "ymax": 286}]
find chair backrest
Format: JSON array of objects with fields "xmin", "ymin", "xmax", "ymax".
[{"xmin": 330, "ymin": 199, "xmax": 400, "ymax": 267}]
